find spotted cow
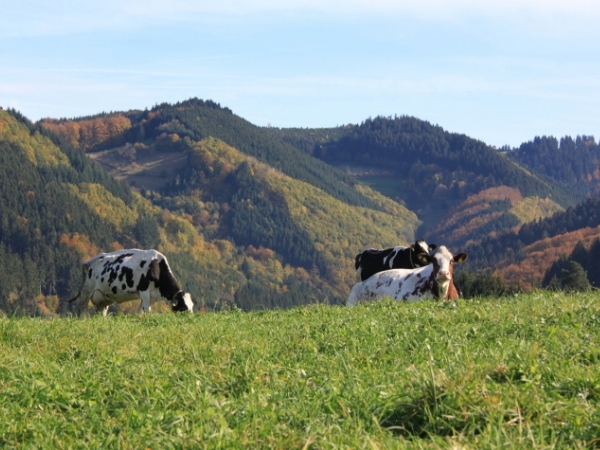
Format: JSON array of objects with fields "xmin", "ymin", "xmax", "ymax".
[
  {"xmin": 355, "ymin": 240, "xmax": 437, "ymax": 281},
  {"xmin": 69, "ymin": 249, "xmax": 195, "ymax": 316},
  {"xmin": 347, "ymin": 246, "xmax": 467, "ymax": 306}
]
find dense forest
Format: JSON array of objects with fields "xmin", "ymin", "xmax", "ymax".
[
  {"xmin": 3, "ymin": 97, "xmax": 600, "ymax": 315},
  {"xmin": 1, "ymin": 101, "xmax": 423, "ymax": 315},
  {"xmin": 509, "ymin": 135, "xmax": 600, "ymax": 198},
  {"xmin": 462, "ymin": 198, "xmax": 600, "ymax": 272},
  {"xmin": 0, "ymin": 108, "xmax": 132, "ymax": 314},
  {"xmin": 542, "ymin": 239, "xmax": 600, "ymax": 290},
  {"xmin": 298, "ymin": 116, "xmax": 571, "ymax": 209}
]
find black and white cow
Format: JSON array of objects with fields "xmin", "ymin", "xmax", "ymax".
[
  {"xmin": 355, "ymin": 240, "xmax": 437, "ymax": 281},
  {"xmin": 347, "ymin": 245, "xmax": 467, "ymax": 306},
  {"xmin": 69, "ymin": 249, "xmax": 195, "ymax": 316}
]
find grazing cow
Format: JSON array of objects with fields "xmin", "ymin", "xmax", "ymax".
[
  {"xmin": 347, "ymin": 246, "xmax": 467, "ymax": 307},
  {"xmin": 69, "ymin": 249, "xmax": 195, "ymax": 316},
  {"xmin": 355, "ymin": 240, "xmax": 437, "ymax": 281}
]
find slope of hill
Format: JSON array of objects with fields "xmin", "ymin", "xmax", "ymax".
[
  {"xmin": 4, "ymin": 294, "xmax": 600, "ymax": 447},
  {"xmin": 508, "ymin": 135, "xmax": 600, "ymax": 200},
  {"xmin": 268, "ymin": 116, "xmax": 573, "ymax": 249},
  {"xmin": 9, "ymin": 97, "xmax": 600, "ymax": 307},
  {"xmin": 457, "ymin": 197, "xmax": 600, "ymax": 289},
  {"xmin": 20, "ymin": 102, "xmax": 420, "ymax": 311},
  {"xmin": 1, "ymin": 108, "xmax": 341, "ymax": 314},
  {"xmin": 424, "ymin": 186, "xmax": 564, "ymax": 250}
]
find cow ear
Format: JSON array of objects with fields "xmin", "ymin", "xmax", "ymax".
[
  {"xmin": 416, "ymin": 253, "xmax": 430, "ymax": 264},
  {"xmin": 429, "ymin": 244, "xmax": 437, "ymax": 252},
  {"xmin": 453, "ymin": 253, "xmax": 468, "ymax": 264},
  {"xmin": 149, "ymin": 259, "xmax": 161, "ymax": 281}
]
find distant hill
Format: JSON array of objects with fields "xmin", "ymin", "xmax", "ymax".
[
  {"xmin": 508, "ymin": 135, "xmax": 600, "ymax": 199},
  {"xmin": 5, "ymin": 97, "xmax": 599, "ymax": 313},
  {"xmin": 27, "ymin": 100, "xmax": 421, "ymax": 312},
  {"xmin": 461, "ymin": 198, "xmax": 600, "ymax": 289},
  {"xmin": 267, "ymin": 116, "xmax": 574, "ymax": 250}
]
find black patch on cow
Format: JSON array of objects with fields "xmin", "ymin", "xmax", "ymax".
[
  {"xmin": 121, "ymin": 267, "xmax": 134, "ymax": 288},
  {"xmin": 137, "ymin": 260, "xmax": 160, "ymax": 292},
  {"xmin": 107, "ymin": 269, "xmax": 118, "ymax": 285},
  {"xmin": 137, "ymin": 273, "xmax": 151, "ymax": 292},
  {"xmin": 111, "ymin": 286, "xmax": 118, "ymax": 294},
  {"xmin": 149, "ymin": 259, "xmax": 160, "ymax": 281},
  {"xmin": 88, "ymin": 268, "xmax": 93, "ymax": 279},
  {"xmin": 122, "ymin": 284, "xmax": 126, "ymax": 290},
  {"xmin": 140, "ymin": 260, "xmax": 147, "ymax": 268},
  {"xmin": 156, "ymin": 259, "xmax": 181, "ymax": 301},
  {"xmin": 101, "ymin": 277, "xmax": 104, "ymax": 283}
]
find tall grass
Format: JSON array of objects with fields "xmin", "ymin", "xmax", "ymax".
[{"xmin": 1, "ymin": 291, "xmax": 599, "ymax": 448}]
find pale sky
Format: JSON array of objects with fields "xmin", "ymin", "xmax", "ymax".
[{"xmin": 1, "ymin": 0, "xmax": 599, "ymax": 148}]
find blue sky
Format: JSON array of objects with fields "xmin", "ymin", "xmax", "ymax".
[{"xmin": 1, "ymin": 0, "xmax": 599, "ymax": 148}]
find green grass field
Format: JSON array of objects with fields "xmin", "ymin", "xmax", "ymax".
[{"xmin": 1, "ymin": 292, "xmax": 599, "ymax": 448}]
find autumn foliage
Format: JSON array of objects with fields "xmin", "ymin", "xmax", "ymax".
[
  {"xmin": 42, "ymin": 115, "xmax": 132, "ymax": 151},
  {"xmin": 495, "ymin": 226, "xmax": 600, "ymax": 290}
]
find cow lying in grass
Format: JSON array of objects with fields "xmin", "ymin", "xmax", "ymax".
[
  {"xmin": 69, "ymin": 249, "xmax": 195, "ymax": 316},
  {"xmin": 347, "ymin": 246, "xmax": 467, "ymax": 306},
  {"xmin": 355, "ymin": 240, "xmax": 437, "ymax": 281}
]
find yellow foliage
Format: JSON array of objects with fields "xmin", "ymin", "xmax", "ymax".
[
  {"xmin": 509, "ymin": 197, "xmax": 564, "ymax": 225},
  {"xmin": 110, "ymin": 242, "xmax": 124, "ymax": 251},
  {"xmin": 264, "ymin": 171, "xmax": 420, "ymax": 296},
  {"xmin": 68, "ymin": 183, "xmax": 138, "ymax": 231},
  {"xmin": 189, "ymin": 137, "xmax": 247, "ymax": 173},
  {"xmin": 60, "ymin": 233, "xmax": 99, "ymax": 260},
  {"xmin": 0, "ymin": 110, "xmax": 70, "ymax": 167}
]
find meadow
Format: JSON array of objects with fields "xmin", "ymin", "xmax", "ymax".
[{"xmin": 1, "ymin": 292, "xmax": 599, "ymax": 449}]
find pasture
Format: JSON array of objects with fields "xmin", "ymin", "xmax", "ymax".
[{"xmin": 1, "ymin": 292, "xmax": 599, "ymax": 448}]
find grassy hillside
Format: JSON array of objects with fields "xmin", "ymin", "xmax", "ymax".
[{"xmin": 1, "ymin": 292, "xmax": 599, "ymax": 448}]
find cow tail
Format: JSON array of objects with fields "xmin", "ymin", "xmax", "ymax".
[
  {"xmin": 68, "ymin": 292, "xmax": 81, "ymax": 303},
  {"xmin": 68, "ymin": 262, "xmax": 88, "ymax": 303}
]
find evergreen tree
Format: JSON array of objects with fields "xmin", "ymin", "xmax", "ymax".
[{"xmin": 561, "ymin": 261, "xmax": 590, "ymax": 292}]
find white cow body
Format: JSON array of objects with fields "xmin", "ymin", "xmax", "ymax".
[
  {"xmin": 69, "ymin": 249, "xmax": 194, "ymax": 316},
  {"xmin": 347, "ymin": 246, "xmax": 466, "ymax": 306}
]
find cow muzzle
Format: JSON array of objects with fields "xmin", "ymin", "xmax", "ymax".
[{"xmin": 437, "ymin": 270, "xmax": 451, "ymax": 282}]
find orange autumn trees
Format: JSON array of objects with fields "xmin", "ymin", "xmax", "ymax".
[{"xmin": 42, "ymin": 115, "xmax": 132, "ymax": 151}]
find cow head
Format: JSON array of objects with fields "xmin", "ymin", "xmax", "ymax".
[
  {"xmin": 171, "ymin": 291, "xmax": 195, "ymax": 312},
  {"xmin": 414, "ymin": 240, "xmax": 436, "ymax": 254},
  {"xmin": 411, "ymin": 240, "xmax": 437, "ymax": 268},
  {"xmin": 417, "ymin": 246, "xmax": 467, "ymax": 298}
]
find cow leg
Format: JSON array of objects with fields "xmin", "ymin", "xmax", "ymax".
[
  {"xmin": 75, "ymin": 285, "xmax": 95, "ymax": 317},
  {"xmin": 90, "ymin": 290, "xmax": 111, "ymax": 317}
]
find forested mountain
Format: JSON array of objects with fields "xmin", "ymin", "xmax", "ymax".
[
  {"xmin": 0, "ymin": 101, "xmax": 422, "ymax": 314},
  {"xmin": 463, "ymin": 198, "xmax": 600, "ymax": 289},
  {"xmin": 0, "ymin": 108, "xmax": 130, "ymax": 314},
  {"xmin": 508, "ymin": 135, "xmax": 600, "ymax": 199},
  {"xmin": 268, "ymin": 116, "xmax": 573, "ymax": 251},
  {"xmin": 4, "ymin": 97, "xmax": 600, "ymax": 314}
]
